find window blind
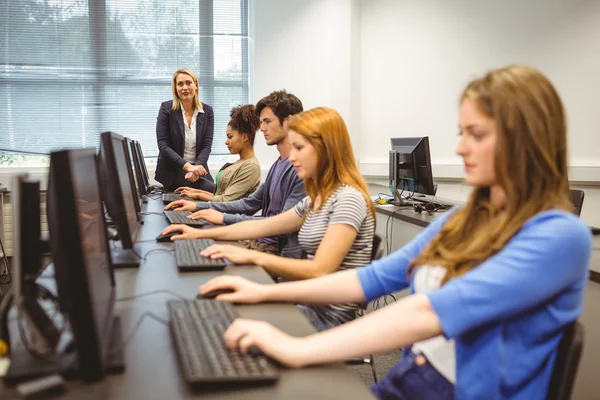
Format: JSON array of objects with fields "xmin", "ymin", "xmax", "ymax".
[{"xmin": 0, "ymin": 0, "xmax": 249, "ymax": 160}]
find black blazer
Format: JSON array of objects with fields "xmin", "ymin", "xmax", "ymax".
[{"xmin": 154, "ymin": 100, "xmax": 214, "ymax": 189}]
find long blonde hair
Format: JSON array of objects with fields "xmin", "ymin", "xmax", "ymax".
[
  {"xmin": 410, "ymin": 65, "xmax": 572, "ymax": 284},
  {"xmin": 288, "ymin": 107, "xmax": 375, "ymax": 221},
  {"xmin": 171, "ymin": 68, "xmax": 203, "ymax": 111}
]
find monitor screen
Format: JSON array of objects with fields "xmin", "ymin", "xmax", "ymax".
[
  {"xmin": 113, "ymin": 135, "xmax": 141, "ymax": 216},
  {"xmin": 128, "ymin": 139, "xmax": 147, "ymax": 198},
  {"xmin": 99, "ymin": 132, "xmax": 139, "ymax": 248},
  {"xmin": 11, "ymin": 175, "xmax": 42, "ymax": 301},
  {"xmin": 389, "ymin": 136, "xmax": 435, "ymax": 196},
  {"xmin": 72, "ymin": 151, "xmax": 115, "ymax": 351},
  {"xmin": 134, "ymin": 141, "xmax": 150, "ymax": 188},
  {"xmin": 47, "ymin": 148, "xmax": 115, "ymax": 381}
]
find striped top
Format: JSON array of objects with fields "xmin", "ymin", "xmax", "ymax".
[{"xmin": 294, "ymin": 184, "xmax": 375, "ymax": 327}]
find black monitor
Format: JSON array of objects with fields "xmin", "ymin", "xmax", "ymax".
[
  {"xmin": 11, "ymin": 174, "xmax": 60, "ymax": 356},
  {"xmin": 98, "ymin": 132, "xmax": 140, "ymax": 249},
  {"xmin": 123, "ymin": 137, "xmax": 144, "ymax": 206},
  {"xmin": 47, "ymin": 148, "xmax": 117, "ymax": 381},
  {"xmin": 389, "ymin": 137, "xmax": 436, "ymax": 200},
  {"xmin": 129, "ymin": 139, "xmax": 148, "ymax": 198},
  {"xmin": 134, "ymin": 140, "xmax": 151, "ymax": 190}
]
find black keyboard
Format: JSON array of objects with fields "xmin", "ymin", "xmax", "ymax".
[
  {"xmin": 175, "ymin": 239, "xmax": 227, "ymax": 271},
  {"xmin": 162, "ymin": 193, "xmax": 185, "ymax": 203},
  {"xmin": 164, "ymin": 210, "xmax": 206, "ymax": 227},
  {"xmin": 167, "ymin": 299, "xmax": 279, "ymax": 385}
]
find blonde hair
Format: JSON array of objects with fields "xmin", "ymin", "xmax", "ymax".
[
  {"xmin": 410, "ymin": 65, "xmax": 572, "ymax": 284},
  {"xmin": 171, "ymin": 68, "xmax": 203, "ymax": 111},
  {"xmin": 288, "ymin": 107, "xmax": 375, "ymax": 222}
]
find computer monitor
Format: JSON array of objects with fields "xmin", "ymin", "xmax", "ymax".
[
  {"xmin": 134, "ymin": 140, "xmax": 151, "ymax": 190},
  {"xmin": 11, "ymin": 174, "xmax": 60, "ymax": 356},
  {"xmin": 389, "ymin": 137, "xmax": 436, "ymax": 199},
  {"xmin": 129, "ymin": 139, "xmax": 148, "ymax": 198},
  {"xmin": 123, "ymin": 137, "xmax": 144, "ymax": 206},
  {"xmin": 47, "ymin": 148, "xmax": 116, "ymax": 381},
  {"xmin": 98, "ymin": 131, "xmax": 140, "ymax": 249}
]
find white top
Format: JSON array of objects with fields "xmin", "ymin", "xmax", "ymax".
[
  {"xmin": 411, "ymin": 265, "xmax": 456, "ymax": 384},
  {"xmin": 181, "ymin": 105, "xmax": 204, "ymax": 164}
]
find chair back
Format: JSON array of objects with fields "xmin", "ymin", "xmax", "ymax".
[
  {"xmin": 371, "ymin": 234, "xmax": 383, "ymax": 261},
  {"xmin": 547, "ymin": 321, "xmax": 584, "ymax": 400},
  {"xmin": 569, "ymin": 189, "xmax": 585, "ymax": 217}
]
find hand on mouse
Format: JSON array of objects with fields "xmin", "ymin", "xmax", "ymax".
[
  {"xmin": 201, "ymin": 244, "xmax": 258, "ymax": 265},
  {"xmin": 160, "ymin": 224, "xmax": 204, "ymax": 240},
  {"xmin": 224, "ymin": 319, "xmax": 309, "ymax": 368},
  {"xmin": 199, "ymin": 276, "xmax": 268, "ymax": 304}
]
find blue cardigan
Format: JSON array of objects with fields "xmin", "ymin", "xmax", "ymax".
[{"xmin": 358, "ymin": 208, "xmax": 591, "ymax": 399}]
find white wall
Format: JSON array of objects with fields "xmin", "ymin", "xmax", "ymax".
[
  {"xmin": 251, "ymin": 0, "xmax": 362, "ymax": 170},
  {"xmin": 358, "ymin": 0, "xmax": 600, "ymax": 180}
]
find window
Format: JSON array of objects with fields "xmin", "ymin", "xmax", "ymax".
[{"xmin": 0, "ymin": 0, "xmax": 249, "ymax": 165}]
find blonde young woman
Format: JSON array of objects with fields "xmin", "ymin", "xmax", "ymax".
[
  {"xmin": 162, "ymin": 107, "xmax": 376, "ymax": 330},
  {"xmin": 198, "ymin": 66, "xmax": 592, "ymax": 399},
  {"xmin": 155, "ymin": 68, "xmax": 215, "ymax": 192},
  {"xmin": 174, "ymin": 104, "xmax": 261, "ymax": 202}
]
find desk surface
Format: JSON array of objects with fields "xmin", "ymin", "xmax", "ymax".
[{"xmin": 1, "ymin": 199, "xmax": 375, "ymax": 400}]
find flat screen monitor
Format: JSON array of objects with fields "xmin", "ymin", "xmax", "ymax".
[
  {"xmin": 129, "ymin": 139, "xmax": 148, "ymax": 197},
  {"xmin": 123, "ymin": 137, "xmax": 143, "ymax": 207},
  {"xmin": 389, "ymin": 137, "xmax": 436, "ymax": 196},
  {"xmin": 47, "ymin": 148, "xmax": 115, "ymax": 381},
  {"xmin": 98, "ymin": 132, "xmax": 139, "ymax": 249},
  {"xmin": 12, "ymin": 174, "xmax": 42, "ymax": 301},
  {"xmin": 11, "ymin": 175, "xmax": 60, "ymax": 356},
  {"xmin": 134, "ymin": 141, "xmax": 150, "ymax": 189}
]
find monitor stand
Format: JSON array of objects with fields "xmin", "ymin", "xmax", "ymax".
[
  {"xmin": 389, "ymin": 189, "xmax": 415, "ymax": 207},
  {"xmin": 3, "ymin": 315, "xmax": 125, "ymax": 385},
  {"xmin": 111, "ymin": 247, "xmax": 141, "ymax": 269}
]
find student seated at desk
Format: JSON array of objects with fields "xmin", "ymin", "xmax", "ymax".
[
  {"xmin": 165, "ymin": 90, "xmax": 306, "ymax": 258},
  {"xmin": 163, "ymin": 107, "xmax": 376, "ymax": 331},
  {"xmin": 198, "ymin": 66, "xmax": 592, "ymax": 399},
  {"xmin": 175, "ymin": 104, "xmax": 261, "ymax": 202}
]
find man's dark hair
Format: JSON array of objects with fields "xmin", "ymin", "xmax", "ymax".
[{"xmin": 255, "ymin": 90, "xmax": 303, "ymax": 125}]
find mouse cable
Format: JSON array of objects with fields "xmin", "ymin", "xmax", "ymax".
[
  {"xmin": 138, "ymin": 212, "xmax": 164, "ymax": 216},
  {"xmin": 109, "ymin": 311, "xmax": 169, "ymax": 356},
  {"xmin": 136, "ymin": 248, "xmax": 175, "ymax": 263},
  {"xmin": 116, "ymin": 289, "xmax": 186, "ymax": 303}
]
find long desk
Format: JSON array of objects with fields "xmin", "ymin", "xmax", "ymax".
[
  {"xmin": 0, "ymin": 199, "xmax": 375, "ymax": 399},
  {"xmin": 374, "ymin": 203, "xmax": 600, "ymax": 399}
]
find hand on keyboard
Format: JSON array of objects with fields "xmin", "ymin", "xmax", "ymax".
[
  {"xmin": 224, "ymin": 319, "xmax": 307, "ymax": 368},
  {"xmin": 199, "ymin": 275, "xmax": 268, "ymax": 304},
  {"xmin": 161, "ymin": 224, "xmax": 205, "ymax": 240},
  {"xmin": 188, "ymin": 208, "xmax": 224, "ymax": 224},
  {"xmin": 201, "ymin": 244, "xmax": 257, "ymax": 265},
  {"xmin": 164, "ymin": 199, "xmax": 197, "ymax": 212}
]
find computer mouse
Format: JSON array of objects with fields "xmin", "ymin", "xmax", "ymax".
[
  {"xmin": 196, "ymin": 288, "xmax": 235, "ymax": 299},
  {"xmin": 155, "ymin": 232, "xmax": 177, "ymax": 242}
]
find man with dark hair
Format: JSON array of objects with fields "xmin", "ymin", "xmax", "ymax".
[{"xmin": 165, "ymin": 90, "xmax": 306, "ymax": 258}]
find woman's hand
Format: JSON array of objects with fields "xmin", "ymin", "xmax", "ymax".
[
  {"xmin": 224, "ymin": 319, "xmax": 310, "ymax": 368},
  {"xmin": 199, "ymin": 275, "xmax": 270, "ymax": 304},
  {"xmin": 185, "ymin": 171, "xmax": 199, "ymax": 182},
  {"xmin": 164, "ymin": 200, "xmax": 197, "ymax": 212},
  {"xmin": 201, "ymin": 244, "xmax": 259, "ymax": 265},
  {"xmin": 180, "ymin": 188, "xmax": 209, "ymax": 200},
  {"xmin": 160, "ymin": 224, "xmax": 204, "ymax": 240},
  {"xmin": 175, "ymin": 186, "xmax": 199, "ymax": 194},
  {"xmin": 189, "ymin": 209, "xmax": 224, "ymax": 224}
]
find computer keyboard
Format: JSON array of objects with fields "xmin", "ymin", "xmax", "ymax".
[
  {"xmin": 175, "ymin": 239, "xmax": 228, "ymax": 271},
  {"xmin": 167, "ymin": 299, "xmax": 279, "ymax": 385},
  {"xmin": 164, "ymin": 210, "xmax": 206, "ymax": 227},
  {"xmin": 162, "ymin": 193, "xmax": 185, "ymax": 203},
  {"xmin": 408, "ymin": 193, "xmax": 462, "ymax": 208}
]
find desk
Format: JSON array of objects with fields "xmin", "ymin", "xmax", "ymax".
[{"xmin": 0, "ymin": 199, "xmax": 375, "ymax": 400}]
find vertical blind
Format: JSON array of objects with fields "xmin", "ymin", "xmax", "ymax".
[{"xmin": 0, "ymin": 0, "xmax": 249, "ymax": 159}]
